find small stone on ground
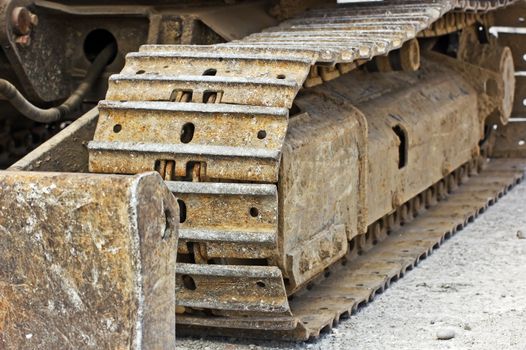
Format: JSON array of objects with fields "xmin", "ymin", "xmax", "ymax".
[{"xmin": 436, "ymin": 329, "xmax": 456, "ymax": 340}]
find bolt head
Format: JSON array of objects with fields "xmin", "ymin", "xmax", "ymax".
[
  {"xmin": 30, "ymin": 14, "xmax": 38, "ymax": 26},
  {"xmin": 15, "ymin": 35, "xmax": 31, "ymax": 46},
  {"xmin": 12, "ymin": 7, "xmax": 32, "ymax": 36}
]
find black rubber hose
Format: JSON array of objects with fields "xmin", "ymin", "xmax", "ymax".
[{"xmin": 0, "ymin": 42, "xmax": 117, "ymax": 123}]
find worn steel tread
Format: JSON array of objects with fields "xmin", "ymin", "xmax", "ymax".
[
  {"xmin": 86, "ymin": 0, "xmax": 520, "ymax": 341},
  {"xmin": 91, "ymin": 0, "xmax": 517, "ymax": 183},
  {"xmin": 107, "ymin": 75, "xmax": 299, "ymax": 108},
  {"xmin": 227, "ymin": 0, "xmax": 516, "ymax": 64},
  {"xmin": 176, "ymin": 158, "xmax": 526, "ymax": 340},
  {"xmin": 179, "ymin": 228, "xmax": 276, "ymax": 245},
  {"xmin": 177, "ymin": 263, "xmax": 290, "ymax": 313}
]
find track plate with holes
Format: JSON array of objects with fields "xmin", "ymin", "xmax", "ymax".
[{"xmin": 167, "ymin": 181, "xmax": 279, "ymax": 261}]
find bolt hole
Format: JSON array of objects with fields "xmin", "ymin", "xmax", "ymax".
[
  {"xmin": 136, "ymin": 70, "xmax": 146, "ymax": 75},
  {"xmin": 392, "ymin": 124, "xmax": 408, "ymax": 169},
  {"xmin": 249, "ymin": 207, "xmax": 259, "ymax": 217},
  {"xmin": 83, "ymin": 28, "xmax": 118, "ymax": 64},
  {"xmin": 178, "ymin": 199, "xmax": 187, "ymax": 223},
  {"xmin": 257, "ymin": 130, "xmax": 267, "ymax": 140},
  {"xmin": 256, "ymin": 281, "xmax": 266, "ymax": 288},
  {"xmin": 203, "ymin": 68, "xmax": 217, "ymax": 76},
  {"xmin": 180, "ymin": 123, "xmax": 195, "ymax": 144},
  {"xmin": 182, "ymin": 275, "xmax": 196, "ymax": 290},
  {"xmin": 277, "ymin": 74, "xmax": 286, "ymax": 79},
  {"xmin": 113, "ymin": 124, "xmax": 122, "ymax": 133}
]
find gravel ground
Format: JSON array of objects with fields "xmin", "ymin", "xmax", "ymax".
[{"xmin": 178, "ymin": 180, "xmax": 526, "ymax": 350}]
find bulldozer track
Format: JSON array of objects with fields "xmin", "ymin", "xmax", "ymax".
[
  {"xmin": 177, "ymin": 157, "xmax": 526, "ymax": 340},
  {"xmin": 85, "ymin": 0, "xmax": 521, "ymax": 342}
]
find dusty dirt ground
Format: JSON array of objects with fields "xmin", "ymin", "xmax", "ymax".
[{"xmin": 178, "ymin": 180, "xmax": 526, "ymax": 350}]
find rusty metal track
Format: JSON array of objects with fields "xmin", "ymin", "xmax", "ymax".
[
  {"xmin": 225, "ymin": 0, "xmax": 515, "ymax": 65},
  {"xmin": 177, "ymin": 158, "xmax": 526, "ymax": 340},
  {"xmin": 90, "ymin": 0, "xmax": 518, "ymax": 181},
  {"xmin": 86, "ymin": 0, "xmax": 520, "ymax": 342}
]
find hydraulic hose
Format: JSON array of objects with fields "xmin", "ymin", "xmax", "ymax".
[{"xmin": 0, "ymin": 42, "xmax": 116, "ymax": 123}]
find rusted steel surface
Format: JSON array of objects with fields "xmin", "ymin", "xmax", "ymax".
[
  {"xmin": 8, "ymin": 108, "xmax": 99, "ymax": 173},
  {"xmin": 0, "ymin": 1, "xmax": 521, "ymax": 347},
  {"xmin": 167, "ymin": 181, "xmax": 278, "ymax": 261},
  {"xmin": 493, "ymin": 120, "xmax": 526, "ymax": 158},
  {"xmin": 107, "ymin": 75, "xmax": 299, "ymax": 108},
  {"xmin": 230, "ymin": 0, "xmax": 517, "ymax": 65},
  {"xmin": 83, "ymin": 0, "xmax": 522, "ymax": 342},
  {"xmin": 0, "ymin": 171, "xmax": 178, "ymax": 349},
  {"xmin": 0, "ymin": 0, "xmax": 278, "ymax": 104},
  {"xmin": 278, "ymin": 93, "xmax": 368, "ymax": 291},
  {"xmin": 177, "ymin": 264, "xmax": 290, "ymax": 315},
  {"xmin": 164, "ymin": 182, "xmax": 284, "ymax": 315},
  {"xmin": 350, "ymin": 60, "xmax": 480, "ymax": 224},
  {"xmin": 0, "ymin": 0, "xmax": 283, "ymax": 167},
  {"xmin": 178, "ymin": 159, "xmax": 526, "ymax": 340},
  {"xmin": 419, "ymin": 12, "xmax": 480, "ymax": 37},
  {"xmin": 0, "ymin": 0, "xmax": 517, "ymax": 168},
  {"xmin": 89, "ymin": 0, "xmax": 518, "ymax": 183},
  {"xmin": 89, "ymin": 49, "xmax": 313, "ymax": 183},
  {"xmin": 368, "ymin": 38, "xmax": 421, "ymax": 72},
  {"xmin": 122, "ymin": 50, "xmax": 314, "ymax": 85},
  {"xmin": 89, "ymin": 51, "xmax": 512, "ymax": 335},
  {"xmin": 89, "ymin": 140, "xmax": 282, "ymax": 183},
  {"xmin": 456, "ymin": 26, "xmax": 516, "ymax": 124},
  {"xmin": 92, "ymin": 102, "xmax": 289, "ymax": 178},
  {"xmin": 424, "ymin": 49, "xmax": 514, "ymax": 125}
]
